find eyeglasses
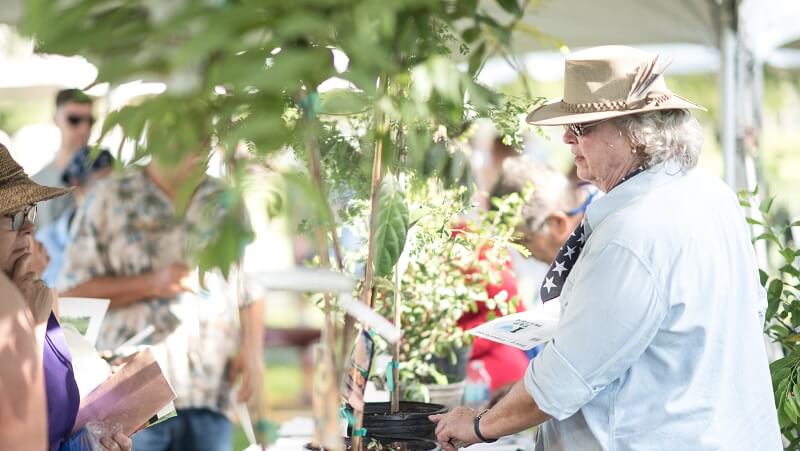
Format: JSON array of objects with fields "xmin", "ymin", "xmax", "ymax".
[
  {"xmin": 4, "ymin": 205, "xmax": 36, "ymax": 231},
  {"xmin": 66, "ymin": 114, "xmax": 95, "ymax": 127},
  {"xmin": 564, "ymin": 118, "xmax": 612, "ymax": 138}
]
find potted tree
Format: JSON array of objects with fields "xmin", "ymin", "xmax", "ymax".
[
  {"xmin": 21, "ymin": 0, "xmax": 539, "ymax": 449},
  {"xmin": 340, "ymin": 178, "xmax": 524, "ymax": 441}
]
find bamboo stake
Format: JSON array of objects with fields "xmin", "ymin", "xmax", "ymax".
[
  {"xmin": 303, "ymin": 116, "xmax": 340, "ymax": 374},
  {"xmin": 390, "ymin": 268, "xmax": 401, "ymax": 414},
  {"xmin": 361, "ymin": 76, "xmax": 387, "ymax": 310},
  {"xmin": 353, "ymin": 75, "xmax": 388, "ymax": 451}
]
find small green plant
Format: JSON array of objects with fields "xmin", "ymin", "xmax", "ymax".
[
  {"xmin": 740, "ymin": 188, "xmax": 800, "ymax": 449},
  {"xmin": 344, "ymin": 181, "xmax": 525, "ymax": 392}
]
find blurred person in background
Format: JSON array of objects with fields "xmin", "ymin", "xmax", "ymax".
[
  {"xmin": 472, "ymin": 136, "xmax": 518, "ymax": 210},
  {"xmin": 37, "ymin": 146, "xmax": 114, "ymax": 286},
  {"xmin": 491, "ymin": 156, "xmax": 597, "ymax": 297},
  {"xmin": 58, "ymin": 150, "xmax": 263, "ymax": 451},
  {"xmin": 0, "ymin": 144, "xmax": 132, "ymax": 451},
  {"xmin": 32, "ymin": 89, "xmax": 94, "ymax": 228},
  {"xmin": 485, "ymin": 156, "xmax": 595, "ymax": 390}
]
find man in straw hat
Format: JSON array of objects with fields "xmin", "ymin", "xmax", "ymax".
[
  {"xmin": 430, "ymin": 46, "xmax": 780, "ymax": 450},
  {"xmin": 0, "ymin": 144, "xmax": 133, "ymax": 450}
]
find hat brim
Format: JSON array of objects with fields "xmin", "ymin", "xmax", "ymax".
[
  {"xmin": 526, "ymin": 94, "xmax": 706, "ymax": 126},
  {"xmin": 0, "ymin": 181, "xmax": 72, "ymax": 216}
]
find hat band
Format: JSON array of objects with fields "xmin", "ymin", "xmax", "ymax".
[
  {"xmin": 561, "ymin": 92, "xmax": 671, "ymax": 114},
  {"xmin": 0, "ymin": 168, "xmax": 25, "ymax": 184}
]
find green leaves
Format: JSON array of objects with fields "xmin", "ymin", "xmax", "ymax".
[
  {"xmin": 496, "ymin": 0, "xmax": 524, "ymax": 17},
  {"xmin": 194, "ymin": 187, "xmax": 255, "ymax": 279},
  {"xmin": 742, "ymin": 188, "xmax": 800, "ymax": 445},
  {"xmin": 373, "ymin": 175, "xmax": 410, "ymax": 278},
  {"xmin": 772, "ymin": 351, "xmax": 800, "ymax": 428}
]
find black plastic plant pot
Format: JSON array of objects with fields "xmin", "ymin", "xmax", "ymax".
[
  {"xmin": 370, "ymin": 437, "xmax": 441, "ymax": 450},
  {"xmin": 303, "ymin": 438, "xmax": 352, "ymax": 450},
  {"xmin": 349, "ymin": 401, "xmax": 447, "ymax": 440},
  {"xmin": 304, "ymin": 436, "xmax": 440, "ymax": 450}
]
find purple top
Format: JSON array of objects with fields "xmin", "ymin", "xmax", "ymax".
[{"xmin": 44, "ymin": 312, "xmax": 80, "ymax": 451}]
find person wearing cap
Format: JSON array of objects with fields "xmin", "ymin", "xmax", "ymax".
[
  {"xmin": 0, "ymin": 144, "xmax": 132, "ymax": 451},
  {"xmin": 37, "ymin": 146, "xmax": 114, "ymax": 286},
  {"xmin": 430, "ymin": 46, "xmax": 780, "ymax": 450},
  {"xmin": 491, "ymin": 156, "xmax": 596, "ymax": 277}
]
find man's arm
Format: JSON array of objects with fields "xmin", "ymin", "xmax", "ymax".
[
  {"xmin": 430, "ymin": 381, "xmax": 549, "ymax": 451},
  {"xmin": 229, "ymin": 299, "xmax": 265, "ymax": 402},
  {"xmin": 0, "ymin": 273, "xmax": 48, "ymax": 450},
  {"xmin": 60, "ymin": 263, "xmax": 192, "ymax": 309},
  {"xmin": 60, "ymin": 274, "xmax": 158, "ymax": 308}
]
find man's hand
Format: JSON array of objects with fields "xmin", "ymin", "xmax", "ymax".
[
  {"xmin": 149, "ymin": 263, "xmax": 193, "ymax": 299},
  {"xmin": 11, "ymin": 254, "xmax": 54, "ymax": 325},
  {"xmin": 227, "ymin": 344, "xmax": 263, "ymax": 403},
  {"xmin": 429, "ymin": 406, "xmax": 481, "ymax": 451}
]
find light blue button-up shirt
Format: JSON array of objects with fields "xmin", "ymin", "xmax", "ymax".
[{"xmin": 525, "ymin": 163, "xmax": 781, "ymax": 450}]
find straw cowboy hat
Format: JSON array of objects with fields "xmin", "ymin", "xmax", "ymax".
[
  {"xmin": 0, "ymin": 143, "xmax": 71, "ymax": 216},
  {"xmin": 527, "ymin": 45, "xmax": 705, "ymax": 126}
]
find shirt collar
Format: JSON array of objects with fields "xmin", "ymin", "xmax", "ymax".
[{"xmin": 584, "ymin": 160, "xmax": 686, "ymax": 234}]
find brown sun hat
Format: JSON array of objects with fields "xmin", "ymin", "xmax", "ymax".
[
  {"xmin": 527, "ymin": 45, "xmax": 705, "ymax": 126},
  {"xmin": 0, "ymin": 143, "xmax": 71, "ymax": 216}
]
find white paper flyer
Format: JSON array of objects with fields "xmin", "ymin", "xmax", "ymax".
[
  {"xmin": 58, "ymin": 297, "xmax": 110, "ymax": 346},
  {"xmin": 469, "ymin": 300, "xmax": 561, "ymax": 350}
]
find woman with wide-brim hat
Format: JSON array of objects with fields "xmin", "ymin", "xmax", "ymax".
[
  {"xmin": 430, "ymin": 45, "xmax": 781, "ymax": 450},
  {"xmin": 0, "ymin": 144, "xmax": 132, "ymax": 451}
]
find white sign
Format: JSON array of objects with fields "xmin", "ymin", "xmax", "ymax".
[{"xmin": 469, "ymin": 300, "xmax": 561, "ymax": 350}]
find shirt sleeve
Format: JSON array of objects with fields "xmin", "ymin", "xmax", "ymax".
[
  {"xmin": 55, "ymin": 188, "xmax": 111, "ymax": 291},
  {"xmin": 524, "ymin": 240, "xmax": 667, "ymax": 420}
]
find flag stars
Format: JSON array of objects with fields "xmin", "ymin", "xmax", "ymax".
[
  {"xmin": 564, "ymin": 245, "xmax": 576, "ymax": 259},
  {"xmin": 542, "ymin": 276, "xmax": 557, "ymax": 292},
  {"xmin": 552, "ymin": 260, "xmax": 567, "ymax": 277}
]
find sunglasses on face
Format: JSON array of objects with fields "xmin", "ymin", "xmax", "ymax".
[
  {"xmin": 4, "ymin": 205, "xmax": 36, "ymax": 232},
  {"xmin": 564, "ymin": 118, "xmax": 612, "ymax": 138},
  {"xmin": 66, "ymin": 114, "xmax": 95, "ymax": 127}
]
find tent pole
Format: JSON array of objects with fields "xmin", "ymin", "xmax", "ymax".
[{"xmin": 719, "ymin": 1, "xmax": 738, "ymax": 189}]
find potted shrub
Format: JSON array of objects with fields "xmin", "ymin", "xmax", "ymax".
[{"xmin": 343, "ymin": 179, "xmax": 523, "ymax": 417}]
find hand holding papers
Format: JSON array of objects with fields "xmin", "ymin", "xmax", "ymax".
[
  {"xmin": 469, "ymin": 299, "xmax": 561, "ymax": 350},
  {"xmin": 71, "ymin": 348, "xmax": 177, "ymax": 437}
]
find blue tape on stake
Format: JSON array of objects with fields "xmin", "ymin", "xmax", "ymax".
[
  {"xmin": 352, "ymin": 428, "xmax": 368, "ymax": 437},
  {"xmin": 340, "ymin": 406, "xmax": 356, "ymax": 425},
  {"xmin": 298, "ymin": 92, "xmax": 321, "ymax": 119},
  {"xmin": 386, "ymin": 361, "xmax": 399, "ymax": 391}
]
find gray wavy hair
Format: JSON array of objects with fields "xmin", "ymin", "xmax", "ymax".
[
  {"xmin": 491, "ymin": 156, "xmax": 582, "ymax": 233},
  {"xmin": 612, "ymin": 109, "xmax": 703, "ymax": 171}
]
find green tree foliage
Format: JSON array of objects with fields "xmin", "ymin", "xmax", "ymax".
[
  {"xmin": 21, "ymin": 0, "xmax": 538, "ymax": 277},
  {"xmin": 740, "ymin": 188, "xmax": 800, "ymax": 449}
]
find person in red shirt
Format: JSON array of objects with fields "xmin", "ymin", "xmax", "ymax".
[
  {"xmin": 451, "ymin": 221, "xmax": 528, "ymax": 393},
  {"xmin": 456, "ymin": 258, "xmax": 528, "ymax": 392}
]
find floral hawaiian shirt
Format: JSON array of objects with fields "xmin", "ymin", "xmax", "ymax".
[{"xmin": 57, "ymin": 166, "xmax": 251, "ymax": 414}]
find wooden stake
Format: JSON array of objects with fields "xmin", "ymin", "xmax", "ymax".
[
  {"xmin": 390, "ymin": 269, "xmax": 401, "ymax": 414},
  {"xmin": 353, "ymin": 75, "xmax": 388, "ymax": 451},
  {"xmin": 361, "ymin": 76, "xmax": 387, "ymax": 310},
  {"xmin": 302, "ymin": 106, "xmax": 349, "ymax": 372}
]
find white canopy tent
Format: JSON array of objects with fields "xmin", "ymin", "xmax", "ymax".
[
  {"xmin": 4, "ymin": 0, "xmax": 800, "ymax": 189},
  {"xmin": 479, "ymin": 0, "xmax": 800, "ymax": 192}
]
